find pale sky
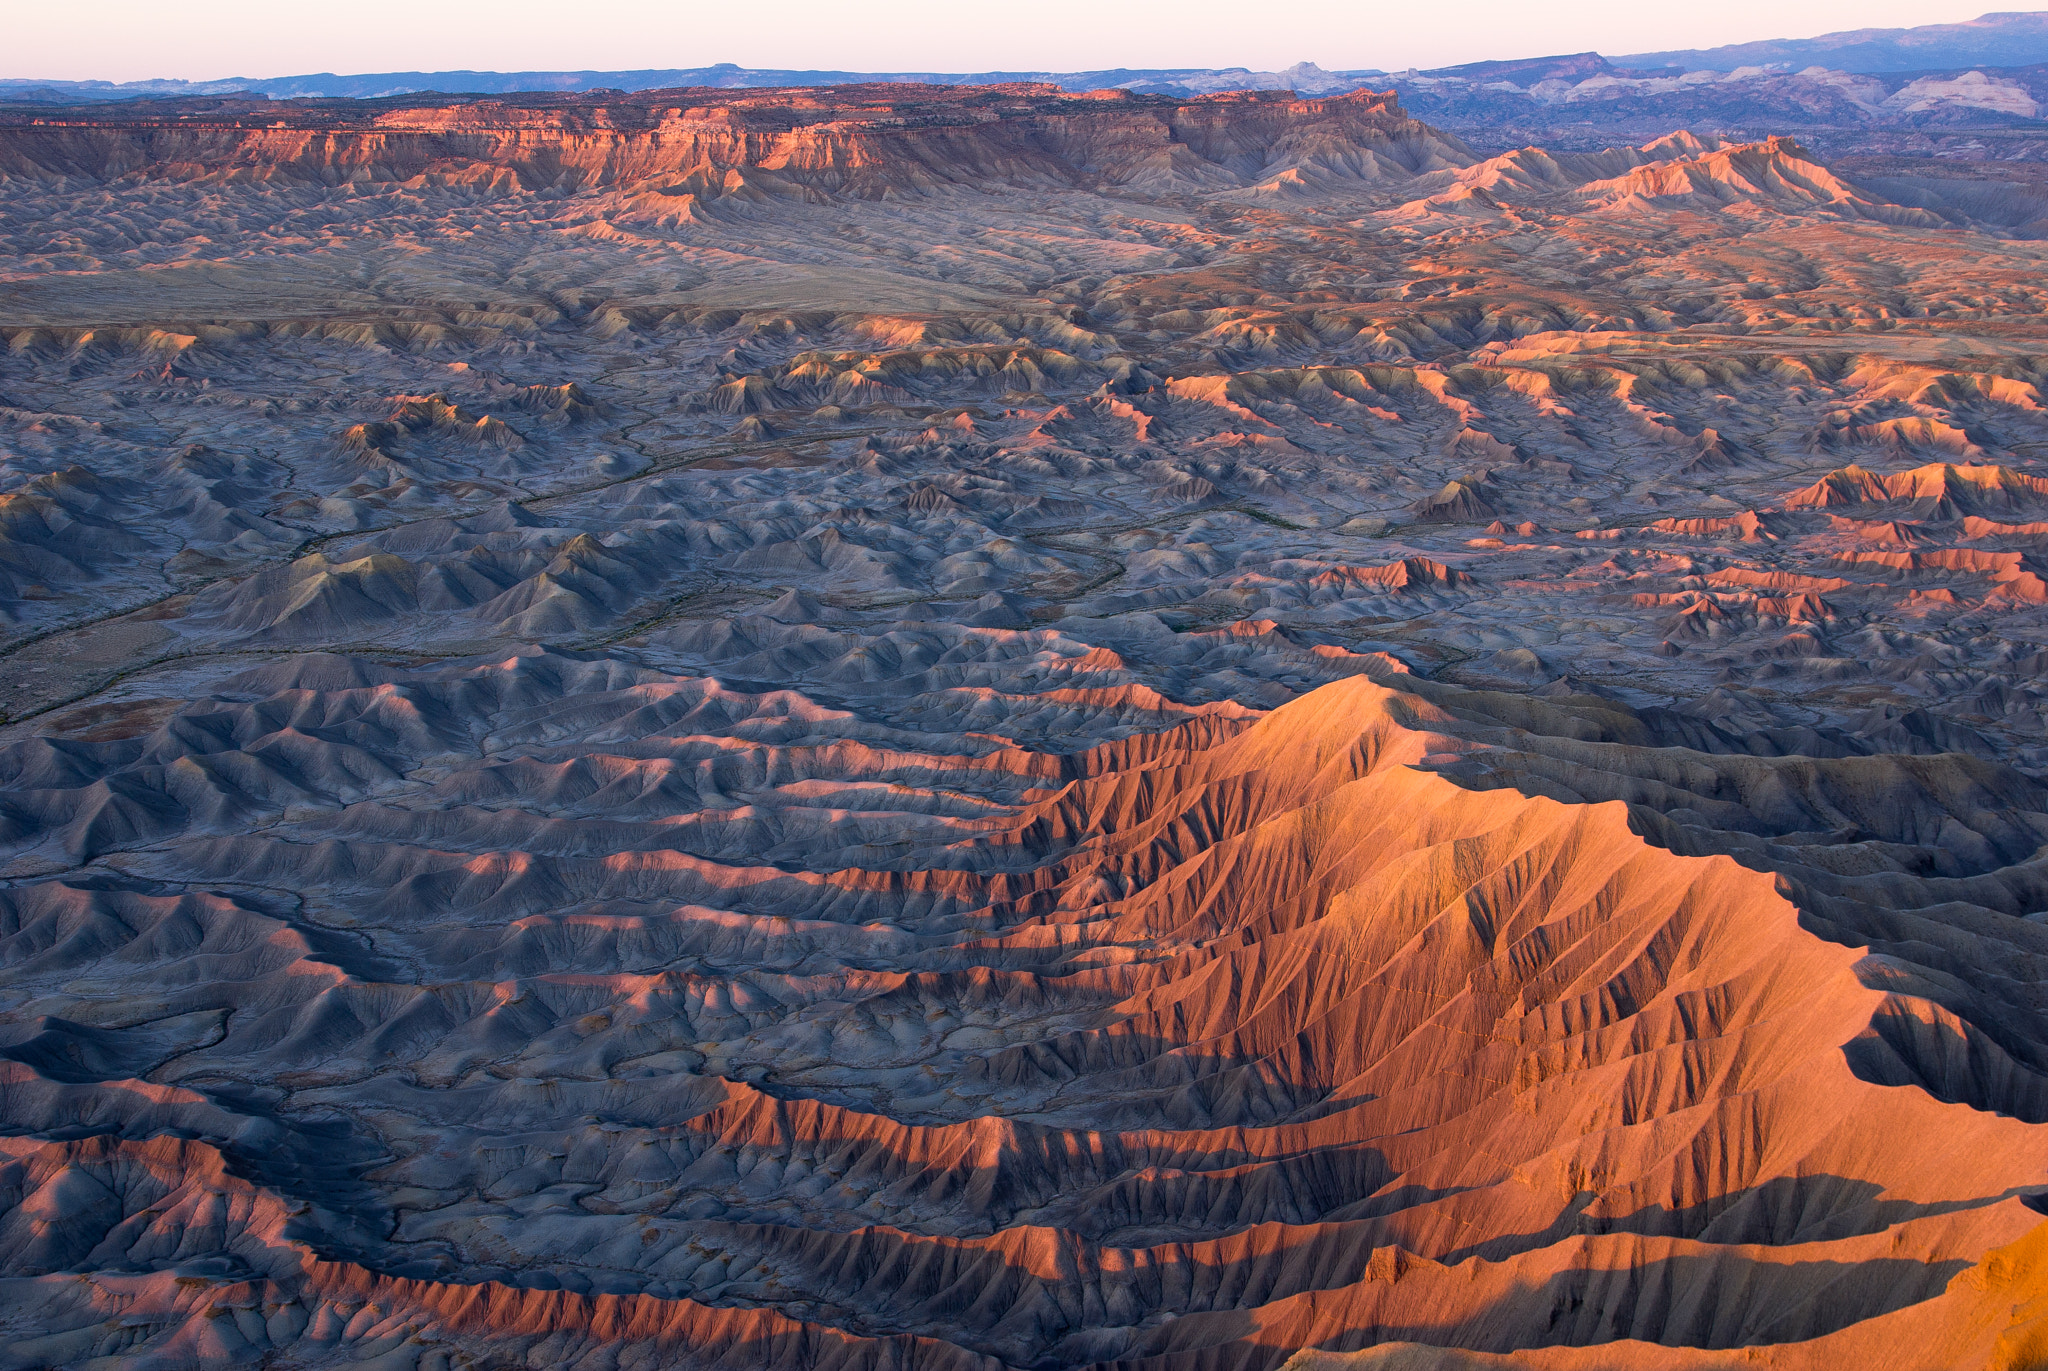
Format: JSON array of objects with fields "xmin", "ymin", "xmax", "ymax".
[{"xmin": 9, "ymin": 0, "xmax": 2003, "ymax": 83}]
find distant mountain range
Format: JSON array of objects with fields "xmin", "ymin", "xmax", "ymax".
[
  {"xmin": 0, "ymin": 63, "xmax": 1384, "ymax": 105},
  {"xmin": 4, "ymin": 9, "xmax": 2048, "ymax": 107},
  {"xmin": 1614, "ymin": 9, "xmax": 2048, "ymax": 74}
]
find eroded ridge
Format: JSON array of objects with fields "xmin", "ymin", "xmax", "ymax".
[{"xmin": 4, "ymin": 657, "xmax": 2048, "ymax": 1368}]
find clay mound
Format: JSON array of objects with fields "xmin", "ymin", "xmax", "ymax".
[
  {"xmin": 1395, "ymin": 134, "xmax": 1936, "ymax": 225},
  {"xmin": 1577, "ymin": 137, "xmax": 1941, "ymax": 223},
  {"xmin": 1644, "ymin": 510, "xmax": 1778, "ymax": 541},
  {"xmin": 0, "ymin": 465, "xmax": 155, "ymax": 613},
  {"xmin": 1434, "ymin": 132, "xmax": 1729, "ymax": 199},
  {"xmin": 1308, "ymin": 557, "xmax": 1473, "ymax": 594},
  {"xmin": 508, "ymin": 381, "xmax": 604, "ymax": 423},
  {"xmin": 1785, "ymin": 461, "xmax": 2048, "ymax": 518},
  {"xmin": 1408, "ymin": 475, "xmax": 1499, "ymax": 523}
]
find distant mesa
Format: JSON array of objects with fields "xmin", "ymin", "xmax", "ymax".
[{"xmin": 0, "ymin": 83, "xmax": 1460, "ymax": 203}]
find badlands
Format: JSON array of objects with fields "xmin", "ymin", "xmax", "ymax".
[{"xmin": 6, "ymin": 77, "xmax": 2048, "ymax": 1368}]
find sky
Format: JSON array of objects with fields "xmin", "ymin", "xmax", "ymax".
[{"xmin": 8, "ymin": 0, "xmax": 2003, "ymax": 83}]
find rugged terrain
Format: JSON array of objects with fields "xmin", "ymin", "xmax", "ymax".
[{"xmin": 5, "ymin": 81, "xmax": 2048, "ymax": 1368}]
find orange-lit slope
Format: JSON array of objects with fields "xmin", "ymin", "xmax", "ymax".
[{"xmin": 7, "ymin": 668, "xmax": 2048, "ymax": 1367}]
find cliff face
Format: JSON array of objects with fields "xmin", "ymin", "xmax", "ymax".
[{"xmin": 0, "ymin": 84, "xmax": 1470, "ymax": 193}]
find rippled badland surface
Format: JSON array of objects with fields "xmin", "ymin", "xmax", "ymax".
[{"xmin": 6, "ymin": 83, "xmax": 2048, "ymax": 1369}]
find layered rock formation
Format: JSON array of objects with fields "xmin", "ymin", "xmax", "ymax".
[
  {"xmin": 0, "ymin": 84, "xmax": 1455, "ymax": 198},
  {"xmin": 4, "ymin": 83, "xmax": 2048, "ymax": 1369}
]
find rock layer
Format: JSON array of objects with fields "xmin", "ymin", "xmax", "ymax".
[{"xmin": 0, "ymin": 84, "xmax": 1458, "ymax": 200}]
